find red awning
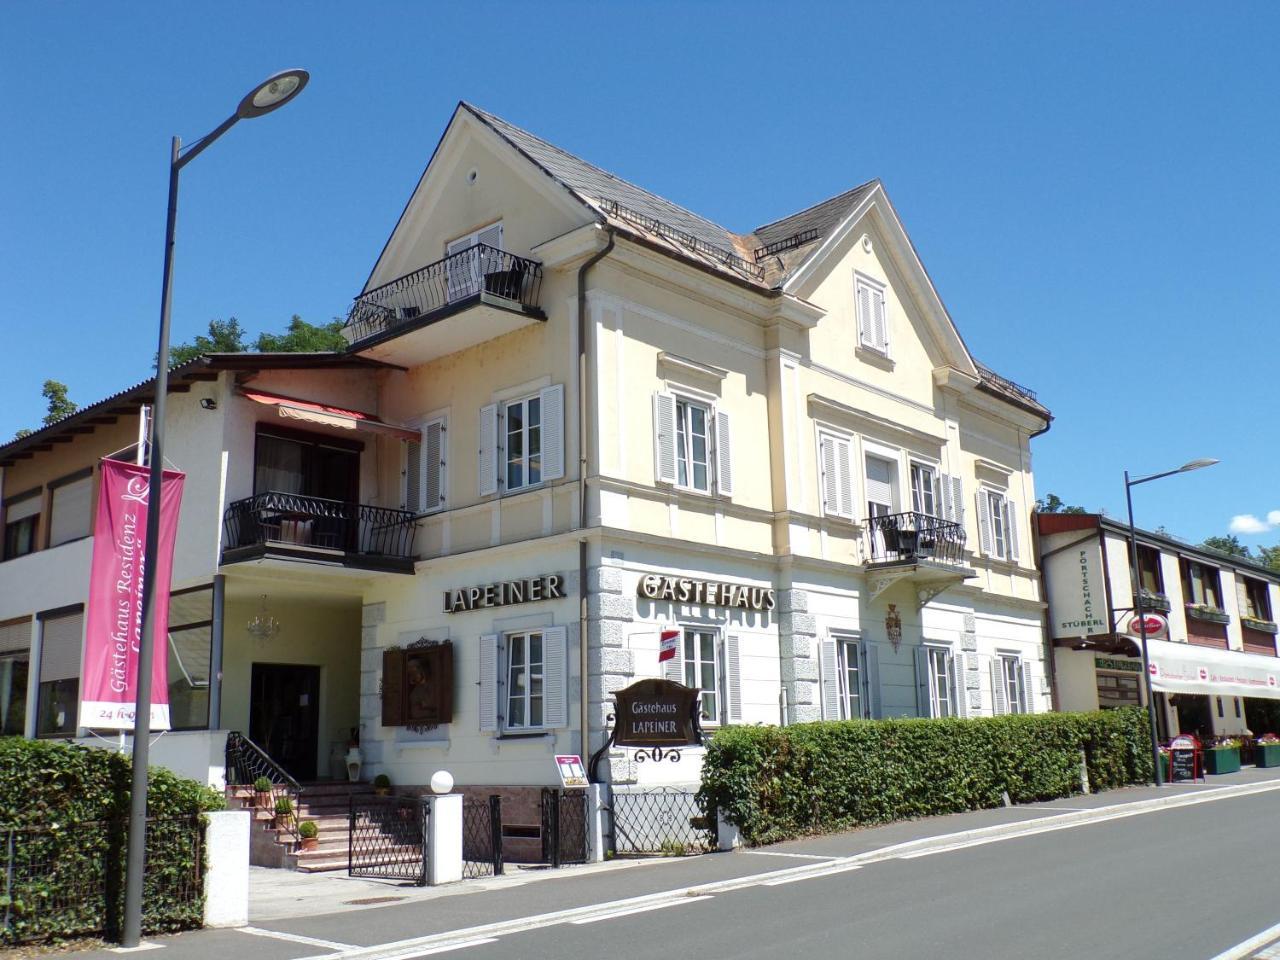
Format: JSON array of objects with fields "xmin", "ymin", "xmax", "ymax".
[{"xmin": 240, "ymin": 389, "xmax": 420, "ymax": 442}]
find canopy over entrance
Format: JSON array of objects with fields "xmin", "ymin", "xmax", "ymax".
[{"xmin": 1146, "ymin": 636, "xmax": 1280, "ymax": 701}]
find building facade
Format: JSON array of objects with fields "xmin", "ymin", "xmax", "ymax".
[
  {"xmin": 1038, "ymin": 513, "xmax": 1280, "ymax": 738},
  {"xmin": 0, "ymin": 104, "xmax": 1053, "ymax": 823}
]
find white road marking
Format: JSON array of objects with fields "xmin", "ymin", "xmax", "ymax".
[
  {"xmin": 761, "ymin": 864, "xmax": 863, "ymax": 886},
  {"xmin": 570, "ymin": 895, "xmax": 714, "ymax": 925},
  {"xmin": 106, "ymin": 942, "xmax": 164, "ymax": 953},
  {"xmin": 1202, "ymin": 919, "xmax": 1280, "ymax": 960},
  {"xmin": 238, "ymin": 927, "xmax": 356, "ymax": 951},
  {"xmin": 741, "ymin": 850, "xmax": 837, "ymax": 860},
  {"xmin": 374, "ymin": 938, "xmax": 498, "ymax": 960}
]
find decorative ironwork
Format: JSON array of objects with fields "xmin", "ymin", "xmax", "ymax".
[
  {"xmin": 866, "ymin": 511, "xmax": 966, "ymax": 566},
  {"xmin": 462, "ymin": 796, "xmax": 504, "ymax": 880},
  {"xmin": 222, "ymin": 491, "xmax": 418, "ymax": 562},
  {"xmin": 540, "ymin": 788, "xmax": 588, "ymax": 867},
  {"xmin": 345, "ymin": 243, "xmax": 545, "ymax": 346},
  {"xmin": 753, "ymin": 229, "xmax": 822, "ymax": 260},
  {"xmin": 973, "ymin": 361, "xmax": 1038, "ymax": 403},
  {"xmin": 348, "ymin": 795, "xmax": 428, "ymax": 885},
  {"xmin": 885, "ymin": 604, "xmax": 903, "ymax": 653},
  {"xmin": 597, "ymin": 198, "xmax": 766, "ymax": 281},
  {"xmin": 224, "ymin": 731, "xmax": 302, "ymax": 842},
  {"xmin": 632, "ymin": 747, "xmax": 682, "ymax": 764},
  {"xmin": 606, "ymin": 787, "xmax": 717, "ymax": 857}
]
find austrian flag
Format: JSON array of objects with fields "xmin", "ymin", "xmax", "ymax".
[{"xmin": 658, "ymin": 628, "xmax": 680, "ymax": 663}]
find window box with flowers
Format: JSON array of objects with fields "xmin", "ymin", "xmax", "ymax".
[
  {"xmin": 1185, "ymin": 603, "xmax": 1230, "ymax": 625},
  {"xmin": 1242, "ymin": 616, "xmax": 1279, "ymax": 635},
  {"xmin": 1256, "ymin": 734, "xmax": 1280, "ymax": 768},
  {"xmin": 1204, "ymin": 738, "xmax": 1242, "ymax": 774},
  {"xmin": 1139, "ymin": 589, "xmax": 1172, "ymax": 614}
]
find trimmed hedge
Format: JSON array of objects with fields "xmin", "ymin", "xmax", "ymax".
[
  {"xmin": 0, "ymin": 737, "xmax": 224, "ymax": 944},
  {"xmin": 698, "ymin": 707, "xmax": 1152, "ymax": 846}
]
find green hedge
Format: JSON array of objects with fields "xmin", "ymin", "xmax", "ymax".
[
  {"xmin": 0, "ymin": 738, "xmax": 224, "ymax": 944},
  {"xmin": 698, "ymin": 707, "xmax": 1152, "ymax": 846}
]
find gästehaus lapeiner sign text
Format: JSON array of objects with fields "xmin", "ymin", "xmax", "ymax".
[
  {"xmin": 638, "ymin": 574, "xmax": 775, "ymax": 611},
  {"xmin": 443, "ymin": 574, "xmax": 566, "ymax": 613}
]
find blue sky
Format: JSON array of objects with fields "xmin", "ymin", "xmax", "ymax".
[{"xmin": 2, "ymin": 2, "xmax": 1276, "ymax": 547}]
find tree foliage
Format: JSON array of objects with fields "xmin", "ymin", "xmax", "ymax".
[
  {"xmin": 1202, "ymin": 534, "xmax": 1252, "ymax": 558},
  {"xmin": 12, "ymin": 380, "xmax": 77, "ymax": 439},
  {"xmin": 164, "ymin": 314, "xmax": 346, "ymax": 368},
  {"xmin": 165, "ymin": 317, "xmax": 250, "ymax": 368},
  {"xmin": 1035, "ymin": 493, "xmax": 1087, "ymax": 514}
]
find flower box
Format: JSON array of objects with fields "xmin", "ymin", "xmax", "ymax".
[
  {"xmin": 1185, "ymin": 604, "xmax": 1230, "ymax": 625},
  {"xmin": 1256, "ymin": 743, "xmax": 1280, "ymax": 767},
  {"xmin": 1242, "ymin": 617, "xmax": 1280, "ymax": 635},
  {"xmin": 1140, "ymin": 591, "xmax": 1172, "ymax": 614},
  {"xmin": 1203, "ymin": 747, "xmax": 1241, "ymax": 775}
]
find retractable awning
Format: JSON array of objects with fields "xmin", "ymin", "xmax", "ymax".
[
  {"xmin": 1147, "ymin": 636, "xmax": 1280, "ymax": 701},
  {"xmin": 240, "ymin": 389, "xmax": 420, "ymax": 442}
]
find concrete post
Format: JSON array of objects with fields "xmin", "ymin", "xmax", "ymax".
[
  {"xmin": 586, "ymin": 783, "xmax": 608, "ymax": 862},
  {"xmin": 203, "ymin": 810, "xmax": 250, "ymax": 928},
  {"xmin": 426, "ymin": 794, "xmax": 463, "ymax": 885},
  {"xmin": 716, "ymin": 808, "xmax": 741, "ymax": 852}
]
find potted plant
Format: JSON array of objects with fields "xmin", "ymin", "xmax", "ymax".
[
  {"xmin": 298, "ymin": 820, "xmax": 319, "ymax": 851},
  {"xmin": 1158, "ymin": 746, "xmax": 1171, "ymax": 781},
  {"xmin": 1139, "ymin": 588, "xmax": 1172, "ymax": 614},
  {"xmin": 1256, "ymin": 734, "xmax": 1280, "ymax": 767},
  {"xmin": 274, "ymin": 796, "xmax": 294, "ymax": 829},
  {"xmin": 1185, "ymin": 603, "xmax": 1230, "ymax": 624},
  {"xmin": 373, "ymin": 773, "xmax": 392, "ymax": 797},
  {"xmin": 254, "ymin": 776, "xmax": 274, "ymax": 809},
  {"xmin": 1242, "ymin": 616, "xmax": 1279, "ymax": 634},
  {"xmin": 1204, "ymin": 737, "xmax": 1242, "ymax": 774}
]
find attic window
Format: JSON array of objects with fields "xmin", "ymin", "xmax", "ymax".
[{"xmin": 855, "ymin": 272, "xmax": 889, "ymax": 355}]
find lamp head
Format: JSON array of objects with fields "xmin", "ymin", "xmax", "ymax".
[
  {"xmin": 1178, "ymin": 458, "xmax": 1220, "ymax": 473},
  {"xmin": 237, "ymin": 69, "xmax": 309, "ymax": 119}
]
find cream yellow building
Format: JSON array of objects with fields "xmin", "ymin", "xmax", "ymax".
[{"xmin": 0, "ymin": 103, "xmax": 1052, "ymax": 838}]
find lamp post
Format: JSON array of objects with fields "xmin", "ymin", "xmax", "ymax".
[
  {"xmin": 121, "ymin": 69, "xmax": 308, "ymax": 949},
  {"xmin": 1124, "ymin": 457, "xmax": 1219, "ymax": 788}
]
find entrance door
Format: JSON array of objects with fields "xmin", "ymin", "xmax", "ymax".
[
  {"xmin": 250, "ymin": 664, "xmax": 321, "ymax": 782},
  {"xmin": 1173, "ymin": 693, "xmax": 1213, "ymax": 739}
]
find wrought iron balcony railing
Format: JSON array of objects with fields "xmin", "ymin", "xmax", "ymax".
[
  {"xmin": 345, "ymin": 243, "xmax": 544, "ymax": 346},
  {"xmin": 866, "ymin": 511, "xmax": 966, "ymax": 566},
  {"xmin": 222, "ymin": 491, "xmax": 418, "ymax": 561}
]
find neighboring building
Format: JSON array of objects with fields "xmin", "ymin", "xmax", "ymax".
[
  {"xmin": 1037, "ymin": 513, "xmax": 1280, "ymax": 739},
  {"xmin": 0, "ymin": 103, "xmax": 1052, "ymax": 831}
]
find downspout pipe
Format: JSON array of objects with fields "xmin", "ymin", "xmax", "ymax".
[{"xmin": 577, "ymin": 227, "xmax": 614, "ymax": 777}]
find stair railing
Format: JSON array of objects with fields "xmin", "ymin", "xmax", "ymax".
[{"xmin": 225, "ymin": 730, "xmax": 304, "ymax": 843}]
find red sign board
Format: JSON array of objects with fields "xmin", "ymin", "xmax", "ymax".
[{"xmin": 1125, "ymin": 612, "xmax": 1169, "ymax": 640}]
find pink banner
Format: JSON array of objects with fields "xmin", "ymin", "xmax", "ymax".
[{"xmin": 79, "ymin": 458, "xmax": 185, "ymax": 730}]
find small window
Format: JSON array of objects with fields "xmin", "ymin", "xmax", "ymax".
[
  {"xmin": 506, "ymin": 630, "xmax": 546, "ymax": 730},
  {"xmin": 0, "ymin": 654, "xmax": 28, "ymax": 736},
  {"xmin": 988, "ymin": 491, "xmax": 1009, "ymax": 559},
  {"xmin": 1136, "ymin": 545, "xmax": 1163, "ymax": 595},
  {"xmin": 855, "ymin": 273, "xmax": 889, "ymax": 354},
  {"xmin": 909, "ymin": 462, "xmax": 938, "ymax": 518},
  {"xmin": 1096, "ymin": 672, "xmax": 1140, "ymax": 709},
  {"xmin": 675, "ymin": 398, "xmax": 711, "ymax": 493},
  {"xmin": 1180, "ymin": 559, "xmax": 1222, "ymax": 609},
  {"xmin": 683, "ymin": 628, "xmax": 720, "ymax": 724},
  {"xmin": 838, "ymin": 638, "xmax": 862, "ymax": 720},
  {"xmin": 1000, "ymin": 654, "xmax": 1026, "ymax": 714},
  {"xmin": 1242, "ymin": 577, "xmax": 1272, "ymax": 621},
  {"xmin": 504, "ymin": 394, "xmax": 543, "ymax": 492},
  {"xmin": 927, "ymin": 647, "xmax": 955, "ymax": 718},
  {"xmin": 865, "ymin": 455, "xmax": 897, "ymax": 520},
  {"xmin": 48, "ymin": 472, "xmax": 93, "ymax": 548},
  {"xmin": 3, "ymin": 494, "xmax": 40, "ymax": 560}
]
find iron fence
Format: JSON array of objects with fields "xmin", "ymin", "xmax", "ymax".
[
  {"xmin": 224, "ymin": 730, "xmax": 302, "ymax": 843},
  {"xmin": 866, "ymin": 511, "xmax": 966, "ymax": 566},
  {"xmin": 222, "ymin": 491, "xmax": 418, "ymax": 562},
  {"xmin": 345, "ymin": 243, "xmax": 544, "ymax": 345},
  {"xmin": 348, "ymin": 796, "xmax": 428, "ymax": 885},
  {"xmin": 1, "ymin": 817, "xmax": 204, "ymax": 945},
  {"xmin": 540, "ymin": 788, "xmax": 588, "ymax": 867},
  {"xmin": 462, "ymin": 796, "xmax": 503, "ymax": 880},
  {"xmin": 607, "ymin": 787, "xmax": 717, "ymax": 857}
]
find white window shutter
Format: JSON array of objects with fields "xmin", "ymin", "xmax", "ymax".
[
  {"xmin": 1021, "ymin": 660, "xmax": 1035, "ymax": 714},
  {"xmin": 477, "ymin": 221, "xmax": 503, "ymax": 251},
  {"xmin": 539, "ymin": 384, "xmax": 565, "ymax": 481},
  {"xmin": 652, "ymin": 392, "xmax": 678, "ymax": 484},
  {"xmin": 939, "ymin": 473, "xmax": 954, "ymax": 522},
  {"xmin": 820, "ymin": 639, "xmax": 840, "ymax": 720},
  {"xmin": 714, "ymin": 409, "xmax": 733, "ymax": 497},
  {"xmin": 836, "ymin": 437, "xmax": 854, "ymax": 518},
  {"xmin": 663, "ymin": 634, "xmax": 684, "ymax": 685},
  {"xmin": 873, "ymin": 287, "xmax": 888, "ymax": 351},
  {"xmin": 1005, "ymin": 498, "xmax": 1021, "ymax": 562},
  {"xmin": 478, "ymin": 403, "xmax": 498, "ymax": 497},
  {"xmin": 725, "ymin": 634, "xmax": 742, "ymax": 723},
  {"xmin": 479, "ymin": 634, "xmax": 499, "ymax": 732},
  {"xmin": 423, "ymin": 419, "xmax": 445, "ymax": 513},
  {"xmin": 857, "ymin": 280, "xmax": 874, "ymax": 348},
  {"xmin": 403, "ymin": 440, "xmax": 422, "ymax": 512},
  {"xmin": 953, "ymin": 652, "xmax": 969, "ymax": 718},
  {"xmin": 820, "ymin": 435, "xmax": 839, "ymax": 518},
  {"xmin": 863, "ymin": 644, "xmax": 882, "ymax": 719},
  {"xmin": 542, "ymin": 626, "xmax": 568, "ymax": 728},
  {"xmin": 989, "ymin": 657, "xmax": 1008, "ymax": 716},
  {"xmin": 914, "ymin": 647, "xmax": 931, "ymax": 718},
  {"xmin": 976, "ymin": 492, "xmax": 993, "ymax": 555},
  {"xmin": 950, "ymin": 475, "xmax": 965, "ymax": 526}
]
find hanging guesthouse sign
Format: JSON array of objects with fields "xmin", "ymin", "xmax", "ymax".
[
  {"xmin": 637, "ymin": 574, "xmax": 775, "ymax": 611},
  {"xmin": 612, "ymin": 679, "xmax": 702, "ymax": 748},
  {"xmin": 80, "ymin": 459, "xmax": 185, "ymax": 730}
]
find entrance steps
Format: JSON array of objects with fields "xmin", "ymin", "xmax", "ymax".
[{"xmin": 226, "ymin": 779, "xmax": 378, "ymax": 873}]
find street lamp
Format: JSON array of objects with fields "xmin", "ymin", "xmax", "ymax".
[
  {"xmin": 121, "ymin": 69, "xmax": 308, "ymax": 949},
  {"xmin": 1125, "ymin": 457, "xmax": 1219, "ymax": 788}
]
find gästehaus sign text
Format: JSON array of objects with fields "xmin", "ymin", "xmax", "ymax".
[
  {"xmin": 444, "ymin": 574, "xmax": 566, "ymax": 613},
  {"xmin": 638, "ymin": 575, "xmax": 775, "ymax": 611}
]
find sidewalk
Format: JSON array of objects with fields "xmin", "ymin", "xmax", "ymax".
[{"xmin": 71, "ymin": 765, "xmax": 1280, "ymax": 959}]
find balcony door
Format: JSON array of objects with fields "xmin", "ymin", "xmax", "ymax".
[{"xmin": 254, "ymin": 428, "xmax": 360, "ymax": 502}]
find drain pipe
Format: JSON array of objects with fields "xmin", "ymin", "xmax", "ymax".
[{"xmin": 577, "ymin": 227, "xmax": 614, "ymax": 775}]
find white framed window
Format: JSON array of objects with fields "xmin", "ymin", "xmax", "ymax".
[
  {"xmin": 478, "ymin": 385, "xmax": 564, "ymax": 497},
  {"xmin": 403, "ymin": 417, "xmax": 447, "ymax": 514},
  {"xmin": 865, "ymin": 454, "xmax": 897, "ymax": 520},
  {"xmin": 838, "ymin": 638, "xmax": 862, "ymax": 720},
  {"xmin": 478, "ymin": 627, "xmax": 567, "ymax": 733},
  {"xmin": 909, "ymin": 462, "xmax": 939, "ymax": 518},
  {"xmin": 445, "ymin": 221, "xmax": 503, "ymax": 302},
  {"xmin": 927, "ymin": 647, "xmax": 954, "ymax": 718},
  {"xmin": 818, "ymin": 430, "xmax": 855, "ymax": 520},
  {"xmin": 652, "ymin": 392, "xmax": 733, "ymax": 497},
  {"xmin": 990, "ymin": 653, "xmax": 1033, "ymax": 715},
  {"xmin": 662, "ymin": 627, "xmax": 740, "ymax": 725},
  {"xmin": 976, "ymin": 488, "xmax": 1020, "ymax": 562},
  {"xmin": 821, "ymin": 633, "xmax": 880, "ymax": 720},
  {"xmin": 684, "ymin": 627, "xmax": 720, "ymax": 724},
  {"xmin": 855, "ymin": 272, "xmax": 889, "ymax": 355}
]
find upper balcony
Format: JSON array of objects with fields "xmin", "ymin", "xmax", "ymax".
[
  {"xmin": 343, "ymin": 243, "xmax": 545, "ymax": 365},
  {"xmin": 221, "ymin": 492, "xmax": 418, "ymax": 574},
  {"xmin": 864, "ymin": 511, "xmax": 976, "ymax": 604}
]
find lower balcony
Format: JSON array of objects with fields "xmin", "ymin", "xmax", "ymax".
[
  {"xmin": 221, "ymin": 492, "xmax": 418, "ymax": 574},
  {"xmin": 864, "ymin": 511, "xmax": 975, "ymax": 604}
]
